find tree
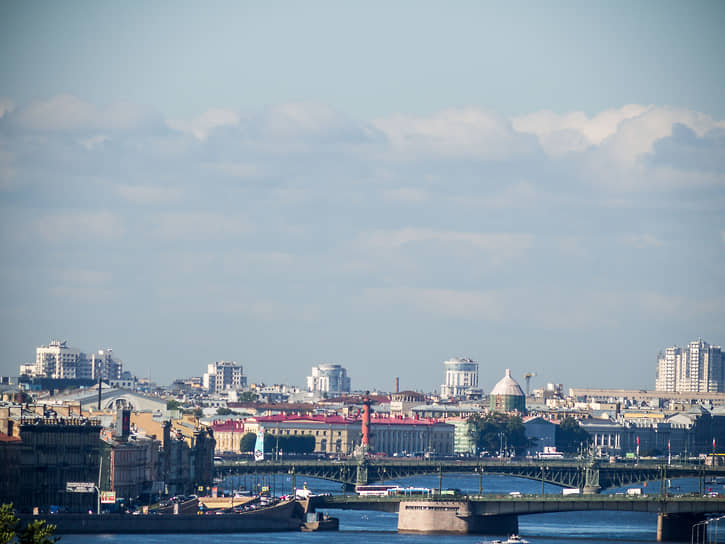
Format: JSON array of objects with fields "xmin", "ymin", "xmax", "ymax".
[
  {"xmin": 240, "ymin": 432, "xmax": 257, "ymax": 453},
  {"xmin": 166, "ymin": 399, "xmax": 181, "ymax": 411},
  {"xmin": 237, "ymin": 391, "xmax": 258, "ymax": 402},
  {"xmin": 555, "ymin": 417, "xmax": 591, "ymax": 454},
  {"xmin": 216, "ymin": 407, "xmax": 234, "ymax": 416},
  {"xmin": 468, "ymin": 413, "xmax": 534, "ymax": 456},
  {"xmin": 1, "ymin": 504, "xmax": 58, "ymax": 544}
]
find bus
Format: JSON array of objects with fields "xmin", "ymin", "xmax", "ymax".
[
  {"xmin": 387, "ymin": 487, "xmax": 434, "ymax": 497},
  {"xmin": 355, "ymin": 485, "xmax": 400, "ymax": 496}
]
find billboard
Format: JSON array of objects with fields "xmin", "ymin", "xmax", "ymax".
[
  {"xmin": 254, "ymin": 427, "xmax": 265, "ymax": 462},
  {"xmin": 100, "ymin": 491, "xmax": 116, "ymax": 504}
]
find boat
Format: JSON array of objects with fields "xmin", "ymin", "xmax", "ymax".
[
  {"xmin": 300, "ymin": 511, "xmax": 339, "ymax": 532},
  {"xmin": 503, "ymin": 536, "xmax": 529, "ymax": 544}
]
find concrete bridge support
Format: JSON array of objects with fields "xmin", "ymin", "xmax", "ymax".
[
  {"xmin": 397, "ymin": 501, "xmax": 517, "ymax": 535},
  {"xmin": 657, "ymin": 513, "xmax": 706, "ymax": 542}
]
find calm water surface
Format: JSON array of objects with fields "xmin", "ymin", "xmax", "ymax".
[{"xmin": 60, "ymin": 473, "xmax": 725, "ymax": 544}]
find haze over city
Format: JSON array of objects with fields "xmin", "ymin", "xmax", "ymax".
[{"xmin": 0, "ymin": 1, "xmax": 723, "ymax": 392}]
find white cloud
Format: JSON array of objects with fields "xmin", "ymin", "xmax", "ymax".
[
  {"xmin": 360, "ymin": 228, "xmax": 532, "ymax": 255},
  {"xmin": 619, "ymin": 233, "xmax": 665, "ymax": 248},
  {"xmin": 30, "ymin": 211, "xmax": 125, "ymax": 241},
  {"xmin": 514, "ymin": 105, "xmax": 725, "ymax": 162},
  {"xmin": 152, "ymin": 212, "xmax": 250, "ymax": 240},
  {"xmin": 0, "ymin": 97, "xmax": 14, "ymax": 119},
  {"xmin": 373, "ymin": 107, "xmax": 537, "ymax": 159},
  {"xmin": 168, "ymin": 108, "xmax": 240, "ymax": 140},
  {"xmin": 513, "ymin": 104, "xmax": 649, "ymax": 155},
  {"xmin": 382, "ymin": 187, "xmax": 429, "ymax": 203},
  {"xmin": 17, "ymin": 95, "xmax": 154, "ymax": 132},
  {"xmin": 116, "ymin": 184, "xmax": 183, "ymax": 205}
]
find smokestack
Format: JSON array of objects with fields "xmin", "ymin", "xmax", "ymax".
[{"xmin": 394, "ymin": 377, "xmax": 399, "ymax": 394}]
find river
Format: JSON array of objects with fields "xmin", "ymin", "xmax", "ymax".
[{"xmin": 60, "ymin": 473, "xmax": 725, "ymax": 543}]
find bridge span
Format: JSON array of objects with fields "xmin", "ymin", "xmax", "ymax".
[
  {"xmin": 303, "ymin": 494, "xmax": 725, "ymax": 541},
  {"xmin": 216, "ymin": 458, "xmax": 725, "ymax": 493}
]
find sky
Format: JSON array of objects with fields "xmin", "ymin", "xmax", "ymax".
[{"xmin": 0, "ymin": 1, "xmax": 724, "ymax": 392}]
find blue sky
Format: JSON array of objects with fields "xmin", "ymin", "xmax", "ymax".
[{"xmin": 0, "ymin": 2, "xmax": 724, "ymax": 392}]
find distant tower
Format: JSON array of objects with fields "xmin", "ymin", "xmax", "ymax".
[{"xmin": 440, "ymin": 357, "xmax": 478, "ymax": 398}]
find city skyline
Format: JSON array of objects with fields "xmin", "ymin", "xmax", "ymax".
[{"xmin": 1, "ymin": 3, "xmax": 724, "ymax": 392}]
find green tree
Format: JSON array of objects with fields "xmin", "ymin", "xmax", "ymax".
[
  {"xmin": 468, "ymin": 413, "xmax": 533, "ymax": 456},
  {"xmin": 166, "ymin": 399, "xmax": 181, "ymax": 411},
  {"xmin": 0, "ymin": 504, "xmax": 58, "ymax": 544},
  {"xmin": 555, "ymin": 417, "xmax": 591, "ymax": 454},
  {"xmin": 237, "ymin": 392, "xmax": 258, "ymax": 402},
  {"xmin": 240, "ymin": 432, "xmax": 257, "ymax": 453},
  {"xmin": 216, "ymin": 407, "xmax": 234, "ymax": 416}
]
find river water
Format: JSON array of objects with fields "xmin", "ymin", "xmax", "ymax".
[{"xmin": 60, "ymin": 473, "xmax": 725, "ymax": 544}]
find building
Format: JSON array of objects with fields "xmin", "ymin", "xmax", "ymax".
[
  {"xmin": 523, "ymin": 416, "xmax": 557, "ymax": 455},
  {"xmin": 23, "ymin": 340, "xmax": 126, "ymax": 383},
  {"xmin": 254, "ymin": 414, "xmax": 361, "ymax": 455},
  {"xmin": 211, "ymin": 419, "xmax": 247, "ymax": 454},
  {"xmin": 489, "ymin": 369, "xmax": 526, "ymax": 413},
  {"xmin": 369, "ymin": 416, "xmax": 454, "ymax": 457},
  {"xmin": 34, "ymin": 340, "xmax": 82, "ymax": 379},
  {"xmin": 306, "ymin": 364, "xmax": 351, "ymax": 396},
  {"xmin": 656, "ymin": 338, "xmax": 723, "ymax": 393},
  {"xmin": 440, "ymin": 357, "xmax": 479, "ymax": 398},
  {"xmin": 203, "ymin": 361, "xmax": 247, "ymax": 393}
]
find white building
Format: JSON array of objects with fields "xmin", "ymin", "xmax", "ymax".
[
  {"xmin": 440, "ymin": 357, "xmax": 479, "ymax": 398},
  {"xmin": 306, "ymin": 363, "xmax": 351, "ymax": 396},
  {"xmin": 34, "ymin": 340, "xmax": 82, "ymax": 379},
  {"xmin": 656, "ymin": 338, "xmax": 723, "ymax": 393},
  {"xmin": 203, "ymin": 361, "xmax": 247, "ymax": 393}
]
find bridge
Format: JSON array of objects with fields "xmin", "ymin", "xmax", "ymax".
[
  {"xmin": 301, "ymin": 493, "xmax": 725, "ymax": 541},
  {"xmin": 216, "ymin": 458, "xmax": 725, "ymax": 493}
]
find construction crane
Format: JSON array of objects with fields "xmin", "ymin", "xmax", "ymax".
[{"xmin": 524, "ymin": 372, "xmax": 537, "ymax": 396}]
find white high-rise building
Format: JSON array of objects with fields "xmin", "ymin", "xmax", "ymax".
[
  {"xmin": 656, "ymin": 338, "xmax": 723, "ymax": 393},
  {"xmin": 203, "ymin": 361, "xmax": 247, "ymax": 393},
  {"xmin": 306, "ymin": 364, "xmax": 351, "ymax": 396},
  {"xmin": 440, "ymin": 357, "xmax": 479, "ymax": 398},
  {"xmin": 35, "ymin": 340, "xmax": 82, "ymax": 379},
  {"xmin": 23, "ymin": 340, "xmax": 126, "ymax": 382}
]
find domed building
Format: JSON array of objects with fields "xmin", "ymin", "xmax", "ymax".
[{"xmin": 489, "ymin": 369, "xmax": 526, "ymax": 413}]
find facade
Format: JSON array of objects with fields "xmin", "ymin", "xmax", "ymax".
[
  {"xmin": 211, "ymin": 419, "xmax": 247, "ymax": 454},
  {"xmin": 440, "ymin": 357, "xmax": 479, "ymax": 398},
  {"xmin": 489, "ymin": 369, "xmax": 526, "ymax": 413},
  {"xmin": 523, "ymin": 416, "xmax": 557, "ymax": 454},
  {"xmin": 34, "ymin": 340, "xmax": 82, "ymax": 379},
  {"xmin": 252, "ymin": 413, "xmax": 454, "ymax": 457},
  {"xmin": 656, "ymin": 338, "xmax": 723, "ymax": 393},
  {"xmin": 306, "ymin": 364, "xmax": 351, "ymax": 396},
  {"xmin": 370, "ymin": 416, "xmax": 454, "ymax": 457},
  {"xmin": 255, "ymin": 414, "xmax": 361, "ymax": 455},
  {"xmin": 17, "ymin": 415, "xmax": 104, "ymax": 512},
  {"xmin": 203, "ymin": 361, "xmax": 247, "ymax": 393}
]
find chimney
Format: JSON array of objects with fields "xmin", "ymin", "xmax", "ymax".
[{"xmin": 394, "ymin": 377, "xmax": 399, "ymax": 394}]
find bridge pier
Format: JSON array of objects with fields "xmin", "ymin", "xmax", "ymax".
[
  {"xmin": 657, "ymin": 513, "xmax": 706, "ymax": 542},
  {"xmin": 397, "ymin": 500, "xmax": 517, "ymax": 535}
]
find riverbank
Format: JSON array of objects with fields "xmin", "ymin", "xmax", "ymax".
[{"xmin": 19, "ymin": 499, "xmax": 304, "ymax": 534}]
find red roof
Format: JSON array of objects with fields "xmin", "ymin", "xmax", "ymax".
[
  {"xmin": 0, "ymin": 433, "xmax": 21, "ymax": 443},
  {"xmin": 211, "ymin": 420, "xmax": 246, "ymax": 432}
]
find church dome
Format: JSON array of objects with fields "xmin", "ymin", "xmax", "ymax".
[{"xmin": 490, "ymin": 369, "xmax": 524, "ymax": 397}]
